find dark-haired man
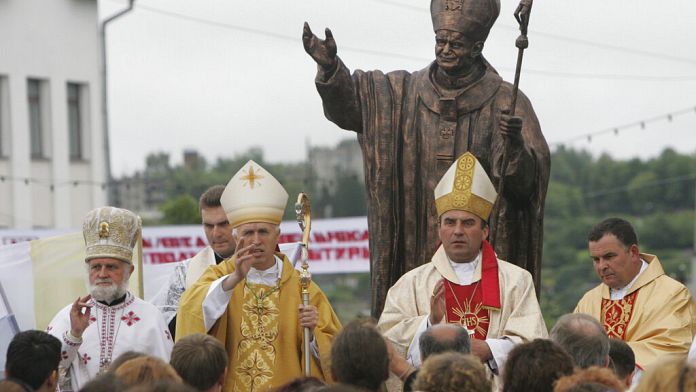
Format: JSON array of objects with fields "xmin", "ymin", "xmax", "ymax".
[
  {"xmin": 574, "ymin": 217, "xmax": 696, "ymax": 369},
  {"xmin": 152, "ymin": 185, "xmax": 237, "ymax": 338},
  {"xmin": 4, "ymin": 330, "xmax": 61, "ymax": 392},
  {"xmin": 378, "ymin": 153, "xmax": 546, "ymax": 390}
]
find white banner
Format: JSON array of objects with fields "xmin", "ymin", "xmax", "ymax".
[{"xmin": 0, "ymin": 217, "xmax": 369, "ymax": 330}]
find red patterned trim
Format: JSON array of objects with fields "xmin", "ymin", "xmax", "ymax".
[
  {"xmin": 480, "ymin": 240, "xmax": 500, "ymax": 309},
  {"xmin": 601, "ymin": 290, "xmax": 639, "ymax": 340},
  {"xmin": 62, "ymin": 331, "xmax": 82, "ymax": 347}
]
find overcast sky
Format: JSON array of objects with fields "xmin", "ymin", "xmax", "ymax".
[{"xmin": 99, "ymin": 0, "xmax": 696, "ymax": 176}]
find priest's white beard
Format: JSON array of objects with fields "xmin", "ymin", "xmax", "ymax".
[{"xmin": 88, "ymin": 271, "xmax": 130, "ymax": 303}]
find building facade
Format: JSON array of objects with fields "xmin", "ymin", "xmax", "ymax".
[{"xmin": 0, "ymin": 0, "xmax": 106, "ymax": 228}]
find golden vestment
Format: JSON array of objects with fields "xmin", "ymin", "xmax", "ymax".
[
  {"xmin": 377, "ymin": 245, "xmax": 547, "ymax": 357},
  {"xmin": 575, "ymin": 253, "xmax": 696, "ymax": 368},
  {"xmin": 176, "ymin": 253, "xmax": 342, "ymax": 392}
]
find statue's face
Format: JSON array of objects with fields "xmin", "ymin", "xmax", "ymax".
[{"xmin": 434, "ymin": 30, "xmax": 481, "ymax": 76}]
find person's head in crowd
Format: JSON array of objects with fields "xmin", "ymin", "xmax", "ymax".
[
  {"xmin": 108, "ymin": 350, "xmax": 146, "ymax": 373},
  {"xmin": 502, "ymin": 339, "xmax": 575, "ymax": 392},
  {"xmin": 607, "ymin": 339, "xmax": 635, "ymax": 389},
  {"xmin": 114, "ymin": 355, "xmax": 182, "ymax": 388},
  {"xmin": 330, "ymin": 319, "xmax": 389, "ymax": 392},
  {"xmin": 199, "ymin": 185, "xmax": 236, "ymax": 259},
  {"xmin": 587, "ymin": 218, "xmax": 642, "ymax": 291},
  {"xmin": 170, "ymin": 333, "xmax": 228, "ymax": 392},
  {"xmin": 419, "ymin": 323, "xmax": 471, "ymax": 360},
  {"xmin": 554, "ymin": 367, "xmax": 625, "ymax": 392},
  {"xmin": 413, "ymin": 352, "xmax": 490, "ymax": 392},
  {"xmin": 272, "ymin": 377, "xmax": 325, "ymax": 392},
  {"xmin": 633, "ymin": 357, "xmax": 696, "ymax": 392},
  {"xmin": 315, "ymin": 385, "xmax": 364, "ymax": 392},
  {"xmin": 4, "ymin": 330, "xmax": 60, "ymax": 392},
  {"xmin": 550, "ymin": 313, "xmax": 610, "ymax": 368},
  {"xmin": 0, "ymin": 379, "xmax": 33, "ymax": 392},
  {"xmin": 127, "ymin": 379, "xmax": 197, "ymax": 392},
  {"xmin": 79, "ymin": 372, "xmax": 127, "ymax": 392}
]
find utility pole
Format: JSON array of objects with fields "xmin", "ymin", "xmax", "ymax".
[{"xmin": 100, "ymin": 0, "xmax": 135, "ymax": 203}]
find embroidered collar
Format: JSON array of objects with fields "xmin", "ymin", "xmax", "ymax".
[
  {"xmin": 93, "ymin": 291, "xmax": 134, "ymax": 310},
  {"xmin": 448, "ymin": 252, "xmax": 481, "ymax": 285},
  {"xmin": 610, "ymin": 259, "xmax": 649, "ymax": 300},
  {"xmin": 247, "ymin": 256, "xmax": 283, "ymax": 285}
]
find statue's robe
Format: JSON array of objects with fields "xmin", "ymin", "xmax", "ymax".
[
  {"xmin": 315, "ymin": 59, "xmax": 550, "ymax": 317},
  {"xmin": 176, "ymin": 253, "xmax": 342, "ymax": 392},
  {"xmin": 575, "ymin": 254, "xmax": 696, "ymax": 368}
]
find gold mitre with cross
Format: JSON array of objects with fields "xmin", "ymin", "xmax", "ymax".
[
  {"xmin": 434, "ymin": 152, "xmax": 498, "ymax": 220},
  {"xmin": 83, "ymin": 206, "xmax": 141, "ymax": 264},
  {"xmin": 221, "ymin": 160, "xmax": 289, "ymax": 228},
  {"xmin": 430, "ymin": 0, "xmax": 500, "ymax": 41}
]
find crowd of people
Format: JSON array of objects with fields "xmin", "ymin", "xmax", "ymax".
[{"xmin": 2, "ymin": 151, "xmax": 696, "ymax": 392}]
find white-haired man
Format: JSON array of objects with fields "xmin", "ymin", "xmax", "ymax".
[
  {"xmin": 47, "ymin": 207, "xmax": 173, "ymax": 391},
  {"xmin": 177, "ymin": 160, "xmax": 342, "ymax": 392}
]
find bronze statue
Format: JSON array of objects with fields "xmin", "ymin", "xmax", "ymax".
[{"xmin": 303, "ymin": 0, "xmax": 550, "ymax": 318}]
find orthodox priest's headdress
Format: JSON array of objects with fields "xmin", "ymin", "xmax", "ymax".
[
  {"xmin": 83, "ymin": 206, "xmax": 140, "ymax": 263},
  {"xmin": 430, "ymin": 0, "xmax": 501, "ymax": 41},
  {"xmin": 221, "ymin": 160, "xmax": 289, "ymax": 228},
  {"xmin": 434, "ymin": 152, "xmax": 498, "ymax": 220}
]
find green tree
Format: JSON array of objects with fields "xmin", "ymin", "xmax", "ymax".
[{"xmin": 159, "ymin": 194, "xmax": 200, "ymax": 224}]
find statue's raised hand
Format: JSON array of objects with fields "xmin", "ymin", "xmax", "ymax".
[{"xmin": 303, "ymin": 22, "xmax": 338, "ymax": 71}]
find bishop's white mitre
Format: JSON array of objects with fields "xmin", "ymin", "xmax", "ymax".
[{"xmin": 220, "ymin": 160, "xmax": 289, "ymax": 228}]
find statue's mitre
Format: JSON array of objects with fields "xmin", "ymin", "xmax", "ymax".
[
  {"xmin": 221, "ymin": 160, "xmax": 288, "ymax": 228},
  {"xmin": 434, "ymin": 152, "xmax": 497, "ymax": 220},
  {"xmin": 430, "ymin": 0, "xmax": 501, "ymax": 40},
  {"xmin": 83, "ymin": 206, "xmax": 140, "ymax": 263}
]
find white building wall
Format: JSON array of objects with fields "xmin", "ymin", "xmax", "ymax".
[{"xmin": 0, "ymin": 0, "xmax": 105, "ymax": 228}]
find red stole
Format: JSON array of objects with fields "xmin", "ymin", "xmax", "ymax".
[
  {"xmin": 445, "ymin": 280, "xmax": 490, "ymax": 339},
  {"xmin": 442, "ymin": 240, "xmax": 500, "ymax": 339},
  {"xmin": 601, "ymin": 290, "xmax": 639, "ymax": 339}
]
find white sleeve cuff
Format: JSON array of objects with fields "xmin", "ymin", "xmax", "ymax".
[
  {"xmin": 202, "ymin": 275, "xmax": 234, "ymax": 331},
  {"xmin": 486, "ymin": 337, "xmax": 516, "ymax": 372},
  {"xmin": 406, "ymin": 316, "xmax": 430, "ymax": 367},
  {"xmin": 310, "ymin": 336, "xmax": 320, "ymax": 361}
]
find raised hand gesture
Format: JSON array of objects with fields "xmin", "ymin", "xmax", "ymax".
[
  {"xmin": 302, "ymin": 22, "xmax": 338, "ymax": 71},
  {"xmin": 222, "ymin": 237, "xmax": 256, "ymax": 291},
  {"xmin": 69, "ymin": 294, "xmax": 93, "ymax": 339}
]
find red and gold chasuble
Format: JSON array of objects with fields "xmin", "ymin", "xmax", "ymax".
[
  {"xmin": 601, "ymin": 290, "xmax": 639, "ymax": 339},
  {"xmin": 445, "ymin": 280, "xmax": 490, "ymax": 339}
]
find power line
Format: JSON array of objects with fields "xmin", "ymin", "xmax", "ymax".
[
  {"xmin": 369, "ymin": 0, "xmax": 696, "ymax": 67},
  {"xmin": 549, "ymin": 106, "xmax": 696, "ymax": 148},
  {"xmin": 122, "ymin": 1, "xmax": 696, "ymax": 82}
]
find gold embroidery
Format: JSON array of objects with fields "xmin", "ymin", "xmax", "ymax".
[
  {"xmin": 234, "ymin": 284, "xmax": 280, "ymax": 392},
  {"xmin": 240, "ymin": 166, "xmax": 264, "ymax": 189},
  {"xmin": 601, "ymin": 291, "xmax": 638, "ymax": 339}
]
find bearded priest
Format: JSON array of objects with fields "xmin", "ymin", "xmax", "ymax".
[
  {"xmin": 46, "ymin": 207, "xmax": 173, "ymax": 391},
  {"xmin": 377, "ymin": 152, "xmax": 547, "ymax": 389},
  {"xmin": 176, "ymin": 160, "xmax": 342, "ymax": 392}
]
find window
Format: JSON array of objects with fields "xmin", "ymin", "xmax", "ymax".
[
  {"xmin": 67, "ymin": 83, "xmax": 83, "ymax": 160},
  {"xmin": 27, "ymin": 79, "xmax": 45, "ymax": 159},
  {"xmin": 0, "ymin": 75, "xmax": 7, "ymax": 158}
]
